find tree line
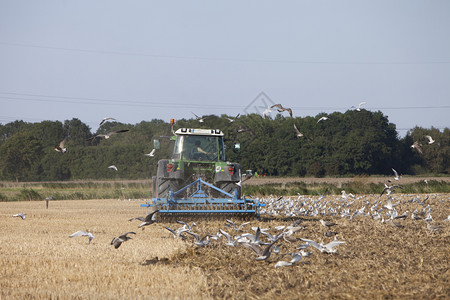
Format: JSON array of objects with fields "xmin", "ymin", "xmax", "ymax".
[{"xmin": 0, "ymin": 110, "xmax": 448, "ymax": 182}]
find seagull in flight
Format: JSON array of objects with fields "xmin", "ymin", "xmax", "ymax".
[
  {"xmin": 381, "ymin": 184, "xmax": 403, "ymax": 197},
  {"xmin": 108, "ymin": 165, "xmax": 118, "ymax": 171},
  {"xmin": 191, "ymin": 112, "xmax": 208, "ymax": 123},
  {"xmin": 99, "ymin": 117, "xmax": 117, "ymax": 126},
  {"xmin": 87, "ymin": 130, "xmax": 129, "ymax": 141},
  {"xmin": 185, "ymin": 231, "xmax": 211, "ymax": 247},
  {"xmin": 69, "ymin": 230, "xmax": 95, "ymax": 244},
  {"xmin": 424, "ymin": 135, "xmax": 435, "ymax": 144},
  {"xmin": 54, "ymin": 136, "xmax": 68, "ymax": 153},
  {"xmin": 110, "ymin": 232, "xmax": 136, "ymax": 249},
  {"xmin": 145, "ymin": 149, "xmax": 156, "ymax": 157},
  {"xmin": 352, "ymin": 101, "xmax": 366, "ymax": 111},
  {"xmin": 300, "ymin": 237, "xmax": 345, "ymax": 254},
  {"xmin": 225, "ymin": 219, "xmax": 250, "ymax": 232},
  {"xmin": 137, "ymin": 210, "xmax": 159, "ymax": 228},
  {"xmin": 271, "ymin": 104, "xmax": 293, "ymax": 117},
  {"xmin": 225, "ymin": 113, "xmax": 240, "ymax": 123},
  {"xmin": 293, "ymin": 124, "xmax": 304, "ymax": 138},
  {"xmin": 411, "ymin": 141, "xmax": 423, "ymax": 154},
  {"xmin": 392, "ymin": 168, "xmax": 401, "ymax": 181},
  {"xmin": 317, "ymin": 116, "xmax": 329, "ymax": 123},
  {"xmin": 262, "ymin": 106, "xmax": 272, "ymax": 117},
  {"xmin": 13, "ymin": 213, "xmax": 26, "ymax": 220}
]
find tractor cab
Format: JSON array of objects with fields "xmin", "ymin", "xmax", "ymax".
[{"xmin": 172, "ymin": 128, "xmax": 226, "ymax": 162}]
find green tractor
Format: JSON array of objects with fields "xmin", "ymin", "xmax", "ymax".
[{"xmin": 145, "ymin": 128, "xmax": 262, "ymax": 218}]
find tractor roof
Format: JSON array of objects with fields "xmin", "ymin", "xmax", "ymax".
[{"xmin": 175, "ymin": 128, "xmax": 224, "ymax": 136}]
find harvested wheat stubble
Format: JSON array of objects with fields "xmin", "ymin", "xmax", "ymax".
[{"xmin": 1, "ymin": 194, "xmax": 449, "ymax": 299}]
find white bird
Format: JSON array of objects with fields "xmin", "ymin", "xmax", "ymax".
[
  {"xmin": 54, "ymin": 136, "xmax": 68, "ymax": 153},
  {"xmin": 108, "ymin": 165, "xmax": 118, "ymax": 171},
  {"xmin": 353, "ymin": 101, "xmax": 366, "ymax": 111},
  {"xmin": 383, "ymin": 197, "xmax": 400, "ymax": 210},
  {"xmin": 145, "ymin": 149, "xmax": 156, "ymax": 157},
  {"xmin": 185, "ymin": 231, "xmax": 211, "ymax": 247},
  {"xmin": 426, "ymin": 223, "xmax": 442, "ymax": 233},
  {"xmin": 69, "ymin": 230, "xmax": 95, "ymax": 244},
  {"xmin": 225, "ymin": 219, "xmax": 250, "ymax": 231},
  {"xmin": 13, "ymin": 213, "xmax": 26, "ymax": 220},
  {"xmin": 219, "ymin": 228, "xmax": 237, "ymax": 247},
  {"xmin": 424, "ymin": 135, "xmax": 435, "ymax": 144},
  {"xmin": 191, "ymin": 112, "xmax": 208, "ymax": 123},
  {"xmin": 110, "ymin": 232, "xmax": 136, "ymax": 249},
  {"xmin": 87, "ymin": 130, "xmax": 129, "ymax": 141},
  {"xmin": 411, "ymin": 141, "xmax": 423, "ymax": 154},
  {"xmin": 317, "ymin": 116, "xmax": 329, "ymax": 123},
  {"xmin": 300, "ymin": 237, "xmax": 345, "ymax": 254},
  {"xmin": 293, "ymin": 124, "xmax": 304, "ymax": 138},
  {"xmin": 274, "ymin": 252, "xmax": 302, "ymax": 268},
  {"xmin": 225, "ymin": 113, "xmax": 240, "ymax": 122},
  {"xmin": 320, "ymin": 219, "xmax": 338, "ymax": 228},
  {"xmin": 99, "ymin": 117, "xmax": 117, "ymax": 126},
  {"xmin": 392, "ymin": 168, "xmax": 401, "ymax": 180},
  {"xmin": 137, "ymin": 210, "xmax": 159, "ymax": 228},
  {"xmin": 262, "ymin": 106, "xmax": 272, "ymax": 117}
]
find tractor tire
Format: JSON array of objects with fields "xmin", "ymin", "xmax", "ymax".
[
  {"xmin": 219, "ymin": 182, "xmax": 241, "ymax": 199},
  {"xmin": 157, "ymin": 178, "xmax": 179, "ymax": 199}
]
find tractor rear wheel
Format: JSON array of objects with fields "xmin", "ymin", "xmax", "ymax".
[
  {"xmin": 157, "ymin": 178, "xmax": 179, "ymax": 198},
  {"xmin": 219, "ymin": 182, "xmax": 241, "ymax": 199}
]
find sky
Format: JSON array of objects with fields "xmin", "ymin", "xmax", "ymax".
[{"xmin": 0, "ymin": 1, "xmax": 449, "ymax": 136}]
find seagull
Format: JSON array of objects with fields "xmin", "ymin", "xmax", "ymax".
[
  {"xmin": 426, "ymin": 223, "xmax": 442, "ymax": 233},
  {"xmin": 381, "ymin": 184, "xmax": 403, "ymax": 197},
  {"xmin": 383, "ymin": 197, "xmax": 400, "ymax": 210},
  {"xmin": 108, "ymin": 165, "xmax": 118, "ymax": 171},
  {"xmin": 87, "ymin": 130, "xmax": 129, "ymax": 141},
  {"xmin": 424, "ymin": 135, "xmax": 435, "ymax": 144},
  {"xmin": 99, "ymin": 117, "xmax": 117, "ymax": 126},
  {"xmin": 274, "ymin": 252, "xmax": 302, "ymax": 268},
  {"xmin": 176, "ymin": 220, "xmax": 197, "ymax": 232},
  {"xmin": 137, "ymin": 210, "xmax": 159, "ymax": 228},
  {"xmin": 54, "ymin": 136, "xmax": 68, "ymax": 153},
  {"xmin": 389, "ymin": 219, "xmax": 404, "ymax": 228},
  {"xmin": 317, "ymin": 116, "xmax": 329, "ymax": 123},
  {"xmin": 69, "ymin": 230, "xmax": 95, "ymax": 244},
  {"xmin": 225, "ymin": 219, "xmax": 250, "ymax": 231},
  {"xmin": 392, "ymin": 168, "xmax": 401, "ymax": 180},
  {"xmin": 411, "ymin": 141, "xmax": 423, "ymax": 154},
  {"xmin": 293, "ymin": 124, "xmax": 304, "ymax": 138},
  {"xmin": 394, "ymin": 211, "xmax": 408, "ymax": 220},
  {"xmin": 262, "ymin": 106, "xmax": 272, "ymax": 117},
  {"xmin": 236, "ymin": 126, "xmax": 255, "ymax": 136},
  {"xmin": 219, "ymin": 228, "xmax": 237, "ymax": 247},
  {"xmin": 185, "ymin": 231, "xmax": 211, "ymax": 247},
  {"xmin": 320, "ymin": 219, "xmax": 337, "ymax": 228},
  {"xmin": 110, "ymin": 232, "xmax": 136, "ymax": 249},
  {"xmin": 300, "ymin": 237, "xmax": 345, "ymax": 254},
  {"xmin": 191, "ymin": 112, "xmax": 208, "ymax": 123},
  {"xmin": 145, "ymin": 149, "xmax": 156, "ymax": 157},
  {"xmin": 225, "ymin": 113, "xmax": 240, "ymax": 122},
  {"xmin": 243, "ymin": 240, "xmax": 279, "ymax": 261},
  {"xmin": 163, "ymin": 226, "xmax": 187, "ymax": 240},
  {"xmin": 352, "ymin": 101, "xmax": 366, "ymax": 111},
  {"xmin": 271, "ymin": 104, "xmax": 293, "ymax": 117},
  {"xmin": 13, "ymin": 213, "xmax": 26, "ymax": 220}
]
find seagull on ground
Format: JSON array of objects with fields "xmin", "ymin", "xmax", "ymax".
[
  {"xmin": 320, "ymin": 219, "xmax": 338, "ymax": 228},
  {"xmin": 69, "ymin": 230, "xmax": 95, "ymax": 244},
  {"xmin": 110, "ymin": 232, "xmax": 136, "ymax": 249},
  {"xmin": 87, "ymin": 130, "xmax": 129, "ymax": 141},
  {"xmin": 293, "ymin": 124, "xmax": 304, "ymax": 138},
  {"xmin": 108, "ymin": 165, "xmax": 118, "ymax": 171},
  {"xmin": 13, "ymin": 213, "xmax": 26, "ymax": 220},
  {"xmin": 99, "ymin": 117, "xmax": 117, "ymax": 126},
  {"xmin": 424, "ymin": 135, "xmax": 435, "ymax": 144},
  {"xmin": 271, "ymin": 104, "xmax": 293, "ymax": 117},
  {"xmin": 137, "ymin": 210, "xmax": 159, "ymax": 228},
  {"xmin": 54, "ymin": 136, "xmax": 68, "ymax": 153},
  {"xmin": 317, "ymin": 116, "xmax": 329, "ymax": 123},
  {"xmin": 426, "ymin": 223, "xmax": 442, "ymax": 233},
  {"xmin": 145, "ymin": 149, "xmax": 156, "ymax": 157}
]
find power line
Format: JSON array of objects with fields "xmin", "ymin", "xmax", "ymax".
[{"xmin": 2, "ymin": 41, "xmax": 450, "ymax": 65}]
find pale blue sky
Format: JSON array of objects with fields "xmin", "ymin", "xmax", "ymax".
[{"xmin": 0, "ymin": 1, "xmax": 449, "ymax": 135}]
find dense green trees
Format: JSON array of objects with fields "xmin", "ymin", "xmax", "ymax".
[{"xmin": 0, "ymin": 110, "xmax": 448, "ymax": 181}]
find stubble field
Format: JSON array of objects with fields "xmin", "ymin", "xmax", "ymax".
[{"xmin": 1, "ymin": 192, "xmax": 449, "ymax": 299}]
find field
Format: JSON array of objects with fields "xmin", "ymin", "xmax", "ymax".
[{"xmin": 1, "ymin": 186, "xmax": 449, "ymax": 299}]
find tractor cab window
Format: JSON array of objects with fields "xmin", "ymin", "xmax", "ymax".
[{"xmin": 174, "ymin": 135, "xmax": 225, "ymax": 161}]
